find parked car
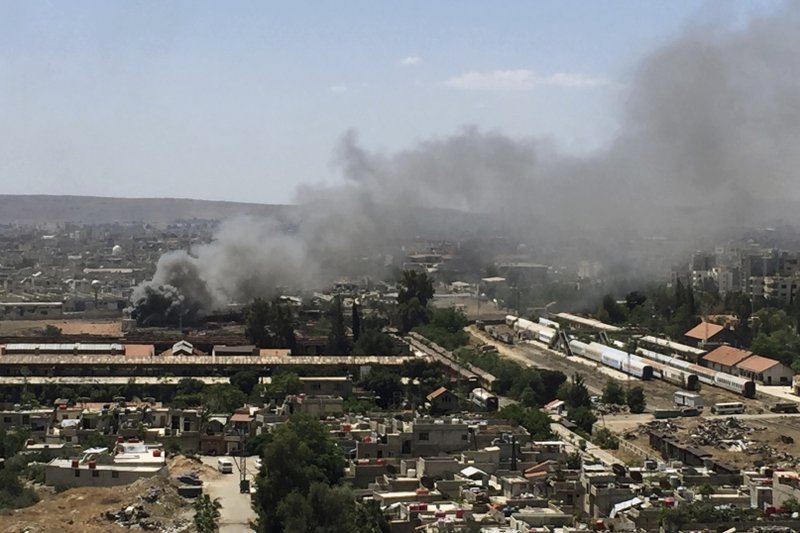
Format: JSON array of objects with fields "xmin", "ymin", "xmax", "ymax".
[{"xmin": 176, "ymin": 473, "xmax": 203, "ymax": 486}]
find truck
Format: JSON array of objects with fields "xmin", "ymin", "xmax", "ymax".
[
  {"xmin": 653, "ymin": 409, "xmax": 682, "ymax": 419},
  {"xmin": 770, "ymin": 402, "xmax": 799, "ymax": 414},
  {"xmin": 674, "ymin": 391, "xmax": 704, "ymax": 409}
]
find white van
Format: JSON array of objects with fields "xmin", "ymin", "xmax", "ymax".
[{"xmin": 217, "ymin": 457, "xmax": 234, "ymax": 473}]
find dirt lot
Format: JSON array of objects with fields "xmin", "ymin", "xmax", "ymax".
[
  {"xmin": 0, "ymin": 456, "xmax": 217, "ymax": 533},
  {"xmin": 620, "ymin": 415, "xmax": 800, "ymax": 470},
  {"xmin": 0, "ymin": 319, "xmax": 122, "ymax": 337}
]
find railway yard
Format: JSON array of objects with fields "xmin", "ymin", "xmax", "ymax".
[
  {"xmin": 467, "ymin": 320, "xmax": 800, "ymax": 471},
  {"xmin": 467, "ymin": 325, "xmax": 774, "ymax": 412}
]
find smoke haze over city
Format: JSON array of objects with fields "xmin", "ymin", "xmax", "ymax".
[{"xmin": 130, "ymin": 3, "xmax": 800, "ymax": 315}]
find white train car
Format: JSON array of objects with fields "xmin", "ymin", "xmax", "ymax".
[
  {"xmin": 568, "ymin": 339, "xmax": 590, "ymax": 357},
  {"xmin": 470, "ymin": 387, "xmax": 499, "ymax": 411},
  {"xmin": 639, "ymin": 335, "xmax": 706, "ymax": 360},
  {"xmin": 538, "ymin": 317, "xmax": 560, "ymax": 329},
  {"xmin": 714, "ymin": 372, "xmax": 756, "ymax": 398},
  {"xmin": 600, "ymin": 353, "xmax": 654, "ymax": 380},
  {"xmin": 648, "ymin": 360, "xmax": 700, "ymax": 390},
  {"xmin": 636, "ymin": 345, "xmax": 755, "ymax": 398},
  {"xmin": 514, "ymin": 317, "xmax": 557, "ymax": 345},
  {"xmin": 583, "ymin": 342, "xmax": 606, "ymax": 363},
  {"xmin": 588, "ymin": 342, "xmax": 654, "ymax": 380},
  {"xmin": 636, "ymin": 348, "xmax": 695, "ymax": 371}
]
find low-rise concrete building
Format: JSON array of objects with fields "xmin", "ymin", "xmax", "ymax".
[
  {"xmin": 45, "ymin": 442, "xmax": 166, "ymax": 488},
  {"xmin": 299, "ymin": 376, "xmax": 353, "ymax": 397},
  {"xmin": 735, "ymin": 355, "xmax": 794, "ymax": 385},
  {"xmin": 702, "ymin": 345, "xmax": 752, "ymax": 374}
]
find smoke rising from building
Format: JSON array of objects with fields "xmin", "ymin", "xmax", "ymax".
[{"xmin": 134, "ymin": 5, "xmax": 800, "ymax": 318}]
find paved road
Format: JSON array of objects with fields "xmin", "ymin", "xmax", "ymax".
[{"xmin": 200, "ymin": 455, "xmax": 259, "ymax": 532}]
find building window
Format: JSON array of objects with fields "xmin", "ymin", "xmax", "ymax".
[
  {"xmin": 74, "ymin": 470, "xmax": 80, "ymax": 477},
  {"xmin": 3, "ymin": 417, "xmax": 11, "ymax": 424},
  {"xmin": 92, "ymin": 470, "xmax": 99, "ymax": 478},
  {"xmin": 461, "ymin": 434, "xmax": 468, "ymax": 440},
  {"xmin": 418, "ymin": 432, "xmax": 429, "ymax": 441},
  {"xmin": 112, "ymin": 471, "xmax": 120, "ymax": 479},
  {"xmin": 184, "ymin": 420, "xmax": 191, "ymax": 431}
]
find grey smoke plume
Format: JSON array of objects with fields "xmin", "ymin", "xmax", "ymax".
[{"xmin": 136, "ymin": 4, "xmax": 800, "ymax": 315}]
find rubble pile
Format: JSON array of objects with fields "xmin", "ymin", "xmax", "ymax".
[
  {"xmin": 687, "ymin": 417, "xmax": 756, "ymax": 450},
  {"xmin": 100, "ymin": 483, "xmax": 190, "ymax": 531},
  {"xmin": 104, "ymin": 503, "xmax": 161, "ymax": 530},
  {"xmin": 639, "ymin": 419, "xmax": 681, "ymax": 435},
  {"xmin": 641, "ymin": 416, "xmax": 800, "ymax": 468}
]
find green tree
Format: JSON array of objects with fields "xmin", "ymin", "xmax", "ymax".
[
  {"xmin": 176, "ymin": 377, "xmax": 206, "ymax": 396},
  {"xmin": 0, "ymin": 429, "xmax": 29, "ymax": 458},
  {"xmin": 353, "ymin": 499, "xmax": 391, "ymax": 533},
  {"xmin": 565, "ymin": 451, "xmax": 582, "ymax": 469},
  {"xmin": 625, "ymin": 291, "xmax": 647, "ymax": 311},
  {"xmin": 230, "ymin": 370, "xmax": 259, "ymax": 396},
  {"xmin": 244, "ymin": 298, "xmax": 297, "ymax": 351},
  {"xmin": 361, "ymin": 369, "xmax": 403, "ymax": 409},
  {"xmin": 557, "ymin": 373, "xmax": 591, "ymax": 409},
  {"xmin": 568, "ymin": 406, "xmax": 597, "ymax": 434},
  {"xmin": 42, "ymin": 325, "xmax": 62, "ymax": 337},
  {"xmin": 413, "ymin": 307, "xmax": 469, "ymax": 350},
  {"xmin": 397, "ymin": 270, "xmax": 434, "ymax": 332},
  {"xmin": 782, "ymin": 496, "xmax": 800, "ymax": 513},
  {"xmin": 201, "ymin": 384, "xmax": 246, "ymax": 413},
  {"xmin": 262, "ymin": 372, "xmax": 302, "ymax": 396},
  {"xmin": 602, "ymin": 380, "xmax": 626, "ymax": 405},
  {"xmin": 352, "ymin": 302, "xmax": 362, "ymax": 342},
  {"xmin": 593, "ymin": 427, "xmax": 619, "ymax": 449},
  {"xmin": 724, "ymin": 291, "xmax": 752, "ymax": 324},
  {"xmin": 697, "ymin": 483, "xmax": 715, "ymax": 501},
  {"xmin": 193, "ymin": 494, "xmax": 222, "ymax": 533},
  {"xmin": 352, "ymin": 329, "xmax": 396, "ymax": 355},
  {"xmin": 497, "ymin": 404, "xmax": 553, "ymax": 440},
  {"xmin": 626, "ymin": 386, "xmax": 646, "ymax": 414},
  {"xmin": 254, "ymin": 416, "xmax": 346, "ymax": 533},
  {"xmin": 327, "ymin": 296, "xmax": 352, "ymax": 354},
  {"xmin": 601, "ymin": 294, "xmax": 627, "ymax": 324}
]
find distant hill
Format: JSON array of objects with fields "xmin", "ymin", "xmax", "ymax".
[
  {"xmin": 0, "ymin": 195, "xmax": 506, "ymax": 239},
  {"xmin": 0, "ymin": 195, "xmax": 294, "ymax": 225}
]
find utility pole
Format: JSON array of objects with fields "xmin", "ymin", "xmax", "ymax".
[{"xmin": 238, "ymin": 428, "xmax": 249, "ymax": 493}]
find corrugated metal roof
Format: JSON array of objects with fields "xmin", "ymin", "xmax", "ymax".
[
  {"xmin": 3, "ymin": 343, "xmax": 124, "ymax": 353},
  {"xmin": 0, "ymin": 354, "xmax": 414, "ymax": 365}
]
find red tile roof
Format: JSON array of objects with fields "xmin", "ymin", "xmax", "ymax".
[
  {"xmin": 426, "ymin": 387, "xmax": 449, "ymax": 401},
  {"xmin": 702, "ymin": 345, "xmax": 752, "ymax": 368},
  {"xmin": 124, "ymin": 344, "xmax": 155, "ymax": 358},
  {"xmin": 685, "ymin": 321, "xmax": 725, "ymax": 341},
  {"xmin": 736, "ymin": 355, "xmax": 780, "ymax": 373}
]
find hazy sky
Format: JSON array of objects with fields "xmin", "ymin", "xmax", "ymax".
[{"xmin": 0, "ymin": 1, "xmax": 783, "ymax": 204}]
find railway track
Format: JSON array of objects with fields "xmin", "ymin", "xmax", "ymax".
[{"xmin": 468, "ymin": 326, "xmax": 773, "ymax": 412}]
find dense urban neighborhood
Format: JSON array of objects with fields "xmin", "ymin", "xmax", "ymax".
[{"xmin": 0, "ymin": 211, "xmax": 799, "ymax": 533}]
